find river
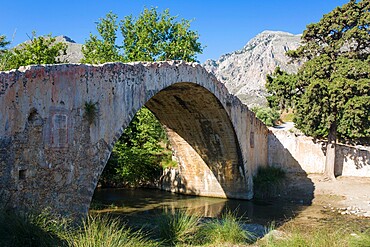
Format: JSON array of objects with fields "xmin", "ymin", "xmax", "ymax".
[{"xmin": 91, "ymin": 188, "xmax": 308, "ymax": 226}]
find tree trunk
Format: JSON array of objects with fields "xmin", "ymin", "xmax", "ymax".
[{"xmin": 325, "ymin": 122, "xmax": 337, "ymax": 180}]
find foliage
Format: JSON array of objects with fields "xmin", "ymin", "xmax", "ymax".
[
  {"xmin": 0, "ymin": 32, "xmax": 67, "ymax": 71},
  {"xmin": 106, "ymin": 144, "xmax": 163, "ymax": 187},
  {"xmin": 251, "ymin": 106, "xmax": 281, "ymax": 127},
  {"xmin": 197, "ymin": 210, "xmax": 253, "ymax": 245},
  {"xmin": 84, "ymin": 101, "xmax": 99, "ymax": 125},
  {"xmin": 120, "ymin": 8, "xmax": 203, "ymax": 62},
  {"xmin": 81, "ymin": 12, "xmax": 124, "ymax": 64},
  {"xmin": 85, "ymin": 8, "xmax": 203, "ymax": 186},
  {"xmin": 253, "ymin": 166, "xmax": 286, "ymax": 199},
  {"xmin": 0, "ymin": 35, "xmax": 10, "ymax": 53},
  {"xmin": 266, "ymin": 67, "xmax": 298, "ymax": 110},
  {"xmin": 67, "ymin": 215, "xmax": 158, "ymax": 247},
  {"xmin": 157, "ymin": 210, "xmax": 200, "ymax": 246},
  {"xmin": 101, "ymin": 107, "xmax": 167, "ymax": 187},
  {"xmin": 266, "ymin": 0, "xmax": 370, "ymax": 140},
  {"xmin": 0, "ymin": 34, "xmax": 11, "ymax": 70},
  {"xmin": 81, "ymin": 8, "xmax": 203, "ymax": 63},
  {"xmin": 266, "ymin": 0, "xmax": 370, "ymax": 178}
]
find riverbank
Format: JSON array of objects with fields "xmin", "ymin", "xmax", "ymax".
[
  {"xmin": 1, "ymin": 174, "xmax": 369, "ymax": 246},
  {"xmin": 282, "ymin": 173, "xmax": 370, "ymax": 218}
]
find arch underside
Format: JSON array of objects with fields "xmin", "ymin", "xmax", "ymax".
[{"xmin": 146, "ymin": 82, "xmax": 247, "ymax": 198}]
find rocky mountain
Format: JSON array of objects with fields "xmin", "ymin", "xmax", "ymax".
[
  {"xmin": 54, "ymin": 36, "xmax": 84, "ymax": 63},
  {"xmin": 203, "ymin": 31, "xmax": 302, "ymax": 107}
]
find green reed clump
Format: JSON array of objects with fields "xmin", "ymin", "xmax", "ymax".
[
  {"xmin": 0, "ymin": 208, "xmax": 69, "ymax": 247},
  {"xmin": 253, "ymin": 166, "xmax": 286, "ymax": 198},
  {"xmin": 67, "ymin": 215, "xmax": 158, "ymax": 247},
  {"xmin": 156, "ymin": 210, "xmax": 200, "ymax": 246},
  {"xmin": 196, "ymin": 210, "xmax": 254, "ymax": 245}
]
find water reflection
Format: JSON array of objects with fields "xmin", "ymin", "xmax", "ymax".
[{"xmin": 92, "ymin": 188, "xmax": 307, "ymax": 225}]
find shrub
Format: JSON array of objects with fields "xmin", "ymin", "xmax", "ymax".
[
  {"xmin": 253, "ymin": 166, "xmax": 286, "ymax": 199},
  {"xmin": 252, "ymin": 106, "xmax": 280, "ymax": 127}
]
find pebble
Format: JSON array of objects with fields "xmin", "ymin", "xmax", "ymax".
[{"xmin": 325, "ymin": 204, "xmax": 370, "ymax": 217}]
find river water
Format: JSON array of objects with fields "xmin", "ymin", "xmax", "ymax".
[{"xmin": 92, "ymin": 188, "xmax": 308, "ymax": 226}]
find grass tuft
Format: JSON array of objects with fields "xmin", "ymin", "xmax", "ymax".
[
  {"xmin": 67, "ymin": 215, "xmax": 158, "ymax": 247},
  {"xmin": 0, "ymin": 208, "xmax": 69, "ymax": 247},
  {"xmin": 157, "ymin": 210, "xmax": 200, "ymax": 246},
  {"xmin": 197, "ymin": 210, "xmax": 254, "ymax": 245}
]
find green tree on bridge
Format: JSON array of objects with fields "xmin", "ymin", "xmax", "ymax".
[
  {"xmin": 82, "ymin": 8, "xmax": 204, "ymax": 186},
  {"xmin": 81, "ymin": 8, "xmax": 203, "ymax": 64},
  {"xmin": 266, "ymin": 0, "xmax": 370, "ymax": 179}
]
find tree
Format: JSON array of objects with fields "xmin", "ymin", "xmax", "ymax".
[
  {"xmin": 120, "ymin": 8, "xmax": 203, "ymax": 62},
  {"xmin": 81, "ymin": 12, "xmax": 124, "ymax": 64},
  {"xmin": 82, "ymin": 8, "xmax": 203, "ymax": 186},
  {"xmin": 0, "ymin": 35, "xmax": 10, "ymax": 70},
  {"xmin": 0, "ymin": 32, "xmax": 67, "ymax": 71},
  {"xmin": 0, "ymin": 35, "xmax": 10, "ymax": 53},
  {"xmin": 100, "ymin": 107, "xmax": 166, "ymax": 187},
  {"xmin": 266, "ymin": 67, "xmax": 298, "ymax": 110},
  {"xmin": 266, "ymin": 0, "xmax": 370, "ymax": 179},
  {"xmin": 251, "ymin": 106, "xmax": 280, "ymax": 127},
  {"xmin": 82, "ymin": 8, "xmax": 203, "ymax": 63}
]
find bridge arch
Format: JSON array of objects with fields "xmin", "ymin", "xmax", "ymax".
[{"xmin": 0, "ymin": 61, "xmax": 268, "ymax": 216}]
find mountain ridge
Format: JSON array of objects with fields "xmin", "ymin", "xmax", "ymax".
[{"xmin": 203, "ymin": 30, "xmax": 302, "ymax": 106}]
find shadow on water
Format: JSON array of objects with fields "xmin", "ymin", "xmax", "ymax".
[
  {"xmin": 91, "ymin": 187, "xmax": 308, "ymax": 226},
  {"xmin": 91, "ymin": 130, "xmax": 317, "ymax": 228}
]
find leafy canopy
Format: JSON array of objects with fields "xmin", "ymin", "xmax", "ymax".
[
  {"xmin": 0, "ymin": 32, "xmax": 67, "ymax": 71},
  {"xmin": 0, "ymin": 35, "xmax": 10, "ymax": 53},
  {"xmin": 87, "ymin": 8, "xmax": 204, "ymax": 186},
  {"xmin": 81, "ymin": 8, "xmax": 203, "ymax": 64},
  {"xmin": 99, "ymin": 107, "xmax": 168, "ymax": 187},
  {"xmin": 266, "ymin": 0, "xmax": 370, "ymax": 140},
  {"xmin": 251, "ymin": 106, "xmax": 280, "ymax": 127}
]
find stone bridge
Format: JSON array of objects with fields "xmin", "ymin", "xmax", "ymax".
[{"xmin": 0, "ymin": 61, "xmax": 268, "ymax": 216}]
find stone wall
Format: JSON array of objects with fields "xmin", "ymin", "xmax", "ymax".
[
  {"xmin": 0, "ymin": 61, "xmax": 269, "ymax": 216},
  {"xmin": 268, "ymin": 128, "xmax": 370, "ymax": 177}
]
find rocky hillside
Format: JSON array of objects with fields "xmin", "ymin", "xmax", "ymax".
[
  {"xmin": 203, "ymin": 31, "xmax": 302, "ymax": 107},
  {"xmin": 17, "ymin": 35, "xmax": 83, "ymax": 63},
  {"xmin": 54, "ymin": 36, "xmax": 83, "ymax": 63}
]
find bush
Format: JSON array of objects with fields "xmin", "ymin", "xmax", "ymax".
[
  {"xmin": 253, "ymin": 166, "xmax": 286, "ymax": 199},
  {"xmin": 251, "ymin": 106, "xmax": 280, "ymax": 127}
]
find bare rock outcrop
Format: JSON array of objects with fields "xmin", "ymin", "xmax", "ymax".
[
  {"xmin": 203, "ymin": 31, "xmax": 302, "ymax": 107},
  {"xmin": 54, "ymin": 36, "xmax": 84, "ymax": 63}
]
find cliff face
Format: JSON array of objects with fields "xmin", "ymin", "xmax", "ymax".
[{"xmin": 203, "ymin": 31, "xmax": 302, "ymax": 106}]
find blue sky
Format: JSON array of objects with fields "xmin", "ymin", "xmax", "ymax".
[{"xmin": 1, "ymin": 0, "xmax": 348, "ymax": 63}]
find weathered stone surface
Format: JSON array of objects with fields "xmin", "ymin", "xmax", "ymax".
[
  {"xmin": 0, "ymin": 61, "xmax": 269, "ymax": 216},
  {"xmin": 203, "ymin": 31, "xmax": 301, "ymax": 106},
  {"xmin": 268, "ymin": 127, "xmax": 370, "ymax": 177}
]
